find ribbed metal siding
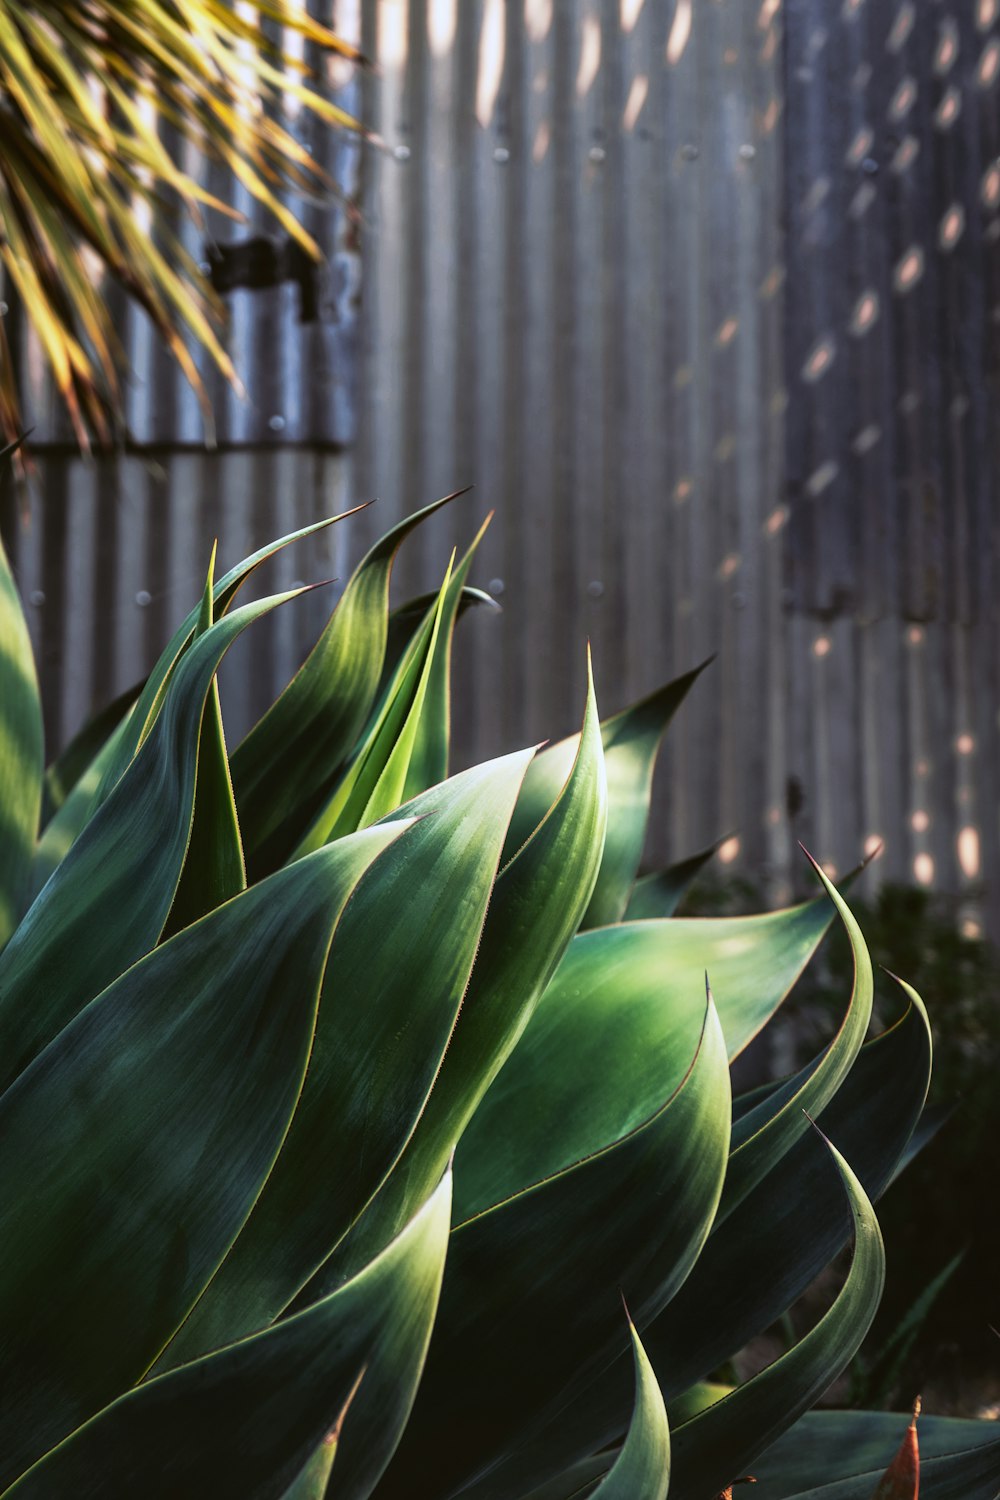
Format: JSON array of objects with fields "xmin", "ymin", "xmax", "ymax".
[{"xmin": 3, "ymin": 0, "xmax": 999, "ymax": 935}]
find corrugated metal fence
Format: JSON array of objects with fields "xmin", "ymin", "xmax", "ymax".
[{"xmin": 2, "ymin": 0, "xmax": 998, "ymax": 933}]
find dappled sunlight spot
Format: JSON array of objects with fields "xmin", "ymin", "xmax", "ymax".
[
  {"xmin": 846, "ymin": 126, "xmax": 874, "ymax": 167},
  {"xmin": 864, "ymin": 833, "xmax": 883, "ymax": 857},
  {"xmin": 849, "ymin": 290, "xmax": 880, "ymax": 336},
  {"xmin": 476, "ymin": 0, "xmax": 506, "ymax": 128},
  {"xmin": 935, "ymin": 86, "xmax": 962, "ymax": 129},
  {"xmin": 956, "ymin": 733, "xmax": 976, "ymax": 755},
  {"xmin": 621, "ymin": 0, "xmax": 646, "ymax": 33},
  {"xmin": 282, "ymin": 19, "xmax": 306, "ymax": 117},
  {"xmin": 891, "ymin": 134, "xmax": 920, "ymax": 172},
  {"xmin": 822, "ymin": 861, "xmax": 837, "ymax": 879},
  {"xmin": 806, "ymin": 461, "xmax": 839, "ymax": 497},
  {"xmin": 759, "ymin": 0, "xmax": 781, "ymax": 28},
  {"xmin": 962, "ymin": 917, "xmax": 983, "ymax": 939},
  {"xmin": 849, "ymin": 181, "xmax": 877, "ymax": 218},
  {"xmin": 667, "ymin": 0, "xmax": 693, "ymax": 65},
  {"xmin": 767, "ymin": 806, "xmax": 781, "ymax": 826},
  {"xmin": 982, "ymin": 161, "xmax": 1000, "ymax": 207},
  {"xmin": 533, "ymin": 68, "xmax": 548, "ymax": 93},
  {"xmin": 524, "ymin": 0, "xmax": 552, "ymax": 43},
  {"xmin": 761, "ymin": 26, "xmax": 779, "ymax": 63},
  {"xmin": 916, "ymin": 756, "xmax": 930, "ymax": 776},
  {"xmin": 980, "ymin": 38, "xmax": 1000, "ymax": 88},
  {"xmin": 914, "ymin": 853, "xmax": 934, "ymax": 886},
  {"xmin": 906, "ymin": 624, "xmax": 925, "ymax": 646},
  {"xmin": 379, "ymin": 0, "xmax": 408, "ymax": 69},
  {"xmin": 843, "ymin": 0, "xmax": 866, "ymax": 15},
  {"xmin": 813, "ymin": 635, "xmax": 832, "ymax": 659},
  {"xmin": 802, "ymin": 176, "xmax": 830, "ymax": 216},
  {"xmin": 715, "ymin": 316, "xmax": 738, "ymax": 348},
  {"xmin": 760, "ymin": 265, "xmax": 784, "ymax": 299},
  {"xmin": 718, "ymin": 837, "xmax": 741, "ymax": 866},
  {"xmin": 532, "ymin": 120, "xmax": 550, "ymax": 163},
  {"xmin": 893, "ymin": 246, "xmax": 924, "ymax": 293},
  {"xmin": 577, "ymin": 16, "xmax": 601, "ymax": 96},
  {"xmin": 673, "ymin": 477, "xmax": 693, "ymax": 504},
  {"xmin": 886, "ymin": 3, "xmax": 915, "ymax": 54},
  {"xmin": 979, "ymin": 0, "xmax": 1000, "ymax": 26},
  {"xmin": 852, "ymin": 423, "xmax": 882, "ymax": 454},
  {"xmin": 888, "ymin": 76, "xmax": 917, "ymax": 122},
  {"xmin": 428, "ymin": 0, "xmax": 458, "ymax": 59},
  {"xmin": 623, "ymin": 74, "xmax": 649, "ymax": 132},
  {"xmin": 958, "ymin": 827, "xmax": 981, "ymax": 879},
  {"xmin": 910, "ymin": 809, "xmax": 930, "ymax": 833},
  {"xmin": 802, "ymin": 336, "xmax": 836, "ymax": 382},
  {"xmin": 718, "ymin": 553, "xmax": 741, "ymax": 580},
  {"xmin": 764, "ymin": 504, "xmax": 788, "ymax": 535},
  {"xmin": 760, "ymin": 97, "xmax": 780, "ymax": 135},
  {"xmin": 939, "ymin": 204, "xmax": 965, "ymax": 250},
  {"xmin": 934, "ymin": 20, "xmax": 959, "ymax": 75}
]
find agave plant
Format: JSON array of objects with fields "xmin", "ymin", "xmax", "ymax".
[
  {"xmin": 0, "ymin": 488, "xmax": 997, "ymax": 1499},
  {"xmin": 0, "ymin": 1, "xmax": 361, "ymax": 449}
]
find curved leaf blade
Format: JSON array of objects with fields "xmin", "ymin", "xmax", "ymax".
[
  {"xmin": 719, "ymin": 859, "xmax": 875, "ymax": 1218},
  {"xmin": 377, "ymin": 1000, "xmax": 730, "ymax": 1500},
  {"xmin": 0, "ymin": 587, "xmax": 302, "ymax": 1090},
  {"xmin": 0, "ymin": 528, "xmax": 43, "ymax": 947},
  {"xmin": 307, "ymin": 663, "xmax": 608, "ymax": 1289},
  {"xmin": 591, "ymin": 1321, "xmax": 669, "ymax": 1500},
  {"xmin": 0, "ymin": 822, "xmax": 407, "ymax": 1487},
  {"xmin": 156, "ymin": 749, "xmax": 534, "ymax": 1367},
  {"xmin": 624, "ymin": 838, "xmax": 726, "ymax": 920},
  {"xmin": 3, "ymin": 1172, "xmax": 451, "ymax": 1500},
  {"xmin": 233, "ymin": 492, "xmax": 464, "ymax": 865},
  {"xmin": 667, "ymin": 1138, "xmax": 885, "ymax": 1500},
  {"xmin": 749, "ymin": 1410, "xmax": 1000, "ymax": 1500},
  {"xmin": 503, "ymin": 663, "xmax": 709, "ymax": 930}
]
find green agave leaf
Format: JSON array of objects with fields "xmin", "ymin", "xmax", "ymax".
[
  {"xmin": 590, "ymin": 1321, "xmax": 669, "ymax": 1500},
  {"xmin": 40, "ymin": 679, "xmax": 142, "ymax": 827},
  {"xmin": 162, "ymin": 551, "xmax": 246, "ymax": 936},
  {"xmin": 623, "ymin": 837, "xmax": 726, "ymax": 919},
  {"xmin": 156, "ymin": 748, "xmax": 533, "ymax": 1368},
  {"xmin": 96, "ymin": 510, "xmax": 366, "ymax": 811},
  {"xmin": 376, "ymin": 999, "xmax": 730, "ymax": 1500},
  {"xmin": 305, "ymin": 663, "xmax": 608, "ymax": 1290},
  {"xmin": 233, "ymin": 492, "xmax": 464, "ymax": 867},
  {"xmin": 0, "ymin": 586, "xmax": 305, "ymax": 1091},
  {"xmin": 666, "ymin": 1138, "xmax": 885, "ymax": 1500},
  {"xmin": 29, "ymin": 710, "xmax": 135, "ymax": 900},
  {"xmin": 295, "ymin": 518, "xmax": 489, "ymax": 854},
  {"xmin": 0, "ymin": 528, "xmax": 43, "ymax": 947},
  {"xmin": 496, "ymin": 983, "xmax": 932, "ymax": 1495},
  {"xmin": 719, "ymin": 859, "xmax": 874, "ymax": 1218},
  {"xmin": 0, "ymin": 822, "xmax": 407, "ymax": 1488},
  {"xmin": 502, "ymin": 661, "xmax": 709, "ymax": 930},
  {"xmin": 380, "ymin": 583, "xmax": 498, "ymax": 701},
  {"xmin": 2, "ymin": 1171, "xmax": 451, "ymax": 1500},
  {"xmin": 749, "ymin": 1410, "xmax": 1000, "ymax": 1500}
]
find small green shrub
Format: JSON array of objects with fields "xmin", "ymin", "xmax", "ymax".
[{"xmin": 0, "ymin": 491, "xmax": 996, "ymax": 1499}]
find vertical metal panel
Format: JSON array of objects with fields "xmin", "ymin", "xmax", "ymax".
[{"xmin": 1, "ymin": 0, "xmax": 999, "ymax": 934}]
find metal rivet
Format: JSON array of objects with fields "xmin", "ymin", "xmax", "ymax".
[
  {"xmin": 29, "ymin": 589, "xmax": 45, "ymax": 608},
  {"xmin": 488, "ymin": 577, "xmax": 505, "ymax": 596},
  {"xmin": 135, "ymin": 590, "xmax": 152, "ymax": 608},
  {"xmin": 493, "ymin": 145, "xmax": 511, "ymax": 164},
  {"xmin": 862, "ymin": 155, "xmax": 879, "ymax": 175},
  {"xmin": 0, "ymin": 301, "xmax": 8, "ymax": 316},
  {"xmin": 681, "ymin": 142, "xmax": 699, "ymax": 160},
  {"xmin": 739, "ymin": 142, "xmax": 757, "ymax": 160},
  {"xmin": 587, "ymin": 580, "xmax": 605, "ymax": 599},
  {"xmin": 588, "ymin": 144, "xmax": 607, "ymax": 164},
  {"xmin": 732, "ymin": 591, "xmax": 748, "ymax": 609},
  {"xmin": 198, "ymin": 261, "xmax": 211, "ymax": 275},
  {"xmin": 268, "ymin": 414, "xmax": 286, "ymax": 432},
  {"xmin": 393, "ymin": 143, "xmax": 411, "ymax": 162}
]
